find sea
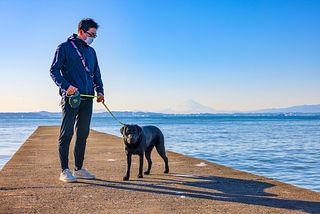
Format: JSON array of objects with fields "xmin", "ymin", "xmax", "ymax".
[{"xmin": 0, "ymin": 115, "xmax": 319, "ymax": 192}]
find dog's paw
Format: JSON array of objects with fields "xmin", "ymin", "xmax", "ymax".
[
  {"xmin": 137, "ymin": 174, "xmax": 143, "ymax": 178},
  {"xmin": 144, "ymin": 171, "xmax": 150, "ymax": 175},
  {"xmin": 123, "ymin": 176, "xmax": 129, "ymax": 181},
  {"xmin": 164, "ymin": 169, "xmax": 169, "ymax": 173}
]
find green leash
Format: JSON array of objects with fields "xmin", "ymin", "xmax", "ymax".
[{"xmin": 80, "ymin": 94, "xmax": 126, "ymax": 126}]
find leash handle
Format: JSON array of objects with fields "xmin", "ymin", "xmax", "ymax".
[{"xmin": 80, "ymin": 94, "xmax": 125, "ymax": 126}]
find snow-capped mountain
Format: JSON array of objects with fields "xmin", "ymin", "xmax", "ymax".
[{"xmin": 161, "ymin": 99, "xmax": 216, "ymax": 114}]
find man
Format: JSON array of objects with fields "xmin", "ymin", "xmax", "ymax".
[{"xmin": 50, "ymin": 18, "xmax": 104, "ymax": 182}]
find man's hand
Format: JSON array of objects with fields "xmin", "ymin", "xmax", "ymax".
[
  {"xmin": 97, "ymin": 92, "xmax": 105, "ymax": 103},
  {"xmin": 66, "ymin": 85, "xmax": 78, "ymax": 96}
]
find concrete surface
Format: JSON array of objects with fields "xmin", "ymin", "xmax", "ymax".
[{"xmin": 0, "ymin": 126, "xmax": 319, "ymax": 213}]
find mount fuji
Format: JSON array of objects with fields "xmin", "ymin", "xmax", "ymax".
[{"xmin": 161, "ymin": 99, "xmax": 217, "ymax": 114}]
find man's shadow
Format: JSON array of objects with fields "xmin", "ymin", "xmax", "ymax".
[{"xmin": 78, "ymin": 173, "xmax": 320, "ymax": 214}]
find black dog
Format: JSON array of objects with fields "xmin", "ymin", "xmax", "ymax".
[{"xmin": 120, "ymin": 124, "xmax": 169, "ymax": 181}]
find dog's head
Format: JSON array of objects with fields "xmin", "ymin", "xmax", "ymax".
[{"xmin": 120, "ymin": 124, "xmax": 142, "ymax": 145}]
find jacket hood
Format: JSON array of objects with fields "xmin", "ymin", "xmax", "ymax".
[{"xmin": 67, "ymin": 34, "xmax": 88, "ymax": 47}]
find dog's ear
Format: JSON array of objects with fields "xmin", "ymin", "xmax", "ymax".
[
  {"xmin": 120, "ymin": 126, "xmax": 126, "ymax": 135},
  {"xmin": 135, "ymin": 125, "xmax": 142, "ymax": 136}
]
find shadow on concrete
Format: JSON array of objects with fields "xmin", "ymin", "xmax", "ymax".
[{"xmin": 78, "ymin": 174, "xmax": 320, "ymax": 214}]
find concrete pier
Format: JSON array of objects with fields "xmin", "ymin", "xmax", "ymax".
[{"xmin": 0, "ymin": 126, "xmax": 319, "ymax": 213}]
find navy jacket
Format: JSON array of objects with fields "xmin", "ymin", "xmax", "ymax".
[{"xmin": 50, "ymin": 34, "xmax": 104, "ymax": 97}]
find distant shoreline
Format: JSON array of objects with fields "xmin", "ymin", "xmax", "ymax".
[{"xmin": 1, "ymin": 111, "xmax": 320, "ymax": 119}]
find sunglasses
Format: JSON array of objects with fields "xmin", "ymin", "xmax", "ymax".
[{"xmin": 85, "ymin": 31, "xmax": 97, "ymax": 38}]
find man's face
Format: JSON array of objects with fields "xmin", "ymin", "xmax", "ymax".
[{"xmin": 82, "ymin": 27, "xmax": 97, "ymax": 40}]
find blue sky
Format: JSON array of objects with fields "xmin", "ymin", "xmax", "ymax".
[{"xmin": 0, "ymin": 0, "xmax": 319, "ymax": 112}]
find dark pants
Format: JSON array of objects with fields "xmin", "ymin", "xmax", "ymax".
[{"xmin": 58, "ymin": 97, "xmax": 93, "ymax": 171}]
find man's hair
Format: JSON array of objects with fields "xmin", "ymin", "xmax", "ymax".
[{"xmin": 78, "ymin": 18, "xmax": 99, "ymax": 32}]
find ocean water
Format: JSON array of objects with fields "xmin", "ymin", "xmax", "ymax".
[{"xmin": 0, "ymin": 116, "xmax": 319, "ymax": 192}]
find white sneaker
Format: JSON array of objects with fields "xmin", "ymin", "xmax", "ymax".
[
  {"xmin": 59, "ymin": 169, "xmax": 77, "ymax": 183},
  {"xmin": 73, "ymin": 168, "xmax": 95, "ymax": 179}
]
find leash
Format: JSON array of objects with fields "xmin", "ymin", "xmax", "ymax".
[{"xmin": 80, "ymin": 94, "xmax": 126, "ymax": 126}]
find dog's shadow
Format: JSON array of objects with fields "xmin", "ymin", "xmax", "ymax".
[{"xmin": 78, "ymin": 173, "xmax": 320, "ymax": 213}]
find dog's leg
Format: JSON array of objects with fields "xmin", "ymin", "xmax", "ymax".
[
  {"xmin": 160, "ymin": 152, "xmax": 169, "ymax": 173},
  {"xmin": 123, "ymin": 153, "xmax": 132, "ymax": 181},
  {"xmin": 144, "ymin": 146, "xmax": 153, "ymax": 175},
  {"xmin": 138, "ymin": 153, "xmax": 144, "ymax": 178},
  {"xmin": 156, "ymin": 143, "xmax": 169, "ymax": 174}
]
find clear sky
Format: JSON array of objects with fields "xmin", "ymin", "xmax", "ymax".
[{"xmin": 0, "ymin": 0, "xmax": 319, "ymax": 112}]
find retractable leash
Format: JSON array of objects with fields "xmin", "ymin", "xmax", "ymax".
[{"xmin": 67, "ymin": 92, "xmax": 125, "ymax": 126}]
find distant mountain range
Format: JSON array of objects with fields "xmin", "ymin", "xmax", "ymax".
[
  {"xmin": 0, "ymin": 111, "xmax": 164, "ymax": 119},
  {"xmin": 1, "ymin": 101, "xmax": 320, "ymax": 118},
  {"xmin": 161, "ymin": 99, "xmax": 320, "ymax": 114},
  {"xmin": 252, "ymin": 104, "xmax": 320, "ymax": 113}
]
